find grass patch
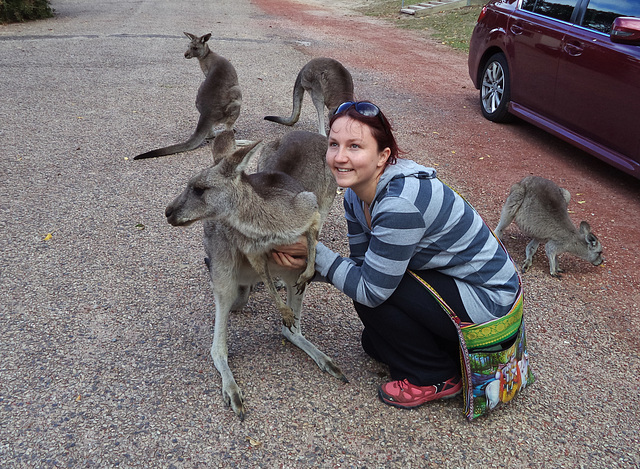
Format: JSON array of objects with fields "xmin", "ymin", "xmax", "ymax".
[
  {"xmin": 0, "ymin": 0, "xmax": 54, "ymax": 24},
  {"xmin": 357, "ymin": 1, "xmax": 484, "ymax": 52}
]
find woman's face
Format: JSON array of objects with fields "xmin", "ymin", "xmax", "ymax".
[{"xmin": 326, "ymin": 116, "xmax": 390, "ymax": 201}]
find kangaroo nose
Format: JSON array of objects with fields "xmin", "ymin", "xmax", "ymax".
[{"xmin": 165, "ymin": 205, "xmax": 173, "ymax": 219}]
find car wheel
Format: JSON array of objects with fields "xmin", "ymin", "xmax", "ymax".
[{"xmin": 480, "ymin": 53, "xmax": 513, "ymax": 123}]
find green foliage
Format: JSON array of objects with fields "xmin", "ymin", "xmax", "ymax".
[
  {"xmin": 0, "ymin": 0, "xmax": 54, "ymax": 24},
  {"xmin": 359, "ymin": 1, "xmax": 484, "ymax": 52},
  {"xmin": 400, "ymin": 6, "xmax": 484, "ymax": 51}
]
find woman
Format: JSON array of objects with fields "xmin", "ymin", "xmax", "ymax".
[{"xmin": 273, "ymin": 101, "xmax": 520, "ymax": 409}]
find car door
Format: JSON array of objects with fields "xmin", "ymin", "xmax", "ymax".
[
  {"xmin": 555, "ymin": 0, "xmax": 640, "ymax": 162},
  {"xmin": 508, "ymin": 0, "xmax": 581, "ymax": 117}
]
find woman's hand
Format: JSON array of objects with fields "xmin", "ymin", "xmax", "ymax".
[{"xmin": 271, "ymin": 236, "xmax": 309, "ymax": 270}]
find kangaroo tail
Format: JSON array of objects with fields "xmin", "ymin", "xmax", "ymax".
[
  {"xmin": 264, "ymin": 72, "xmax": 304, "ymax": 127},
  {"xmin": 133, "ymin": 116, "xmax": 211, "ymax": 160}
]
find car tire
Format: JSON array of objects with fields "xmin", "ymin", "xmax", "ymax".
[{"xmin": 480, "ymin": 53, "xmax": 513, "ymax": 123}]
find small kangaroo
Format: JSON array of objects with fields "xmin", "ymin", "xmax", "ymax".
[
  {"xmin": 165, "ymin": 130, "xmax": 346, "ymax": 420},
  {"xmin": 134, "ymin": 32, "xmax": 242, "ymax": 160},
  {"xmin": 494, "ymin": 176, "xmax": 604, "ymax": 277},
  {"xmin": 264, "ymin": 57, "xmax": 354, "ymax": 136}
]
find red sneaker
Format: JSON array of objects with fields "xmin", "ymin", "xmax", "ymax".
[{"xmin": 378, "ymin": 376, "xmax": 462, "ymax": 409}]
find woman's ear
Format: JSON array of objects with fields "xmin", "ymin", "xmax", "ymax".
[{"xmin": 378, "ymin": 147, "xmax": 391, "ymax": 167}]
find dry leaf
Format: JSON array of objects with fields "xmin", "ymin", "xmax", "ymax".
[
  {"xmin": 44, "ymin": 233, "xmax": 53, "ymax": 241},
  {"xmin": 246, "ymin": 436, "xmax": 262, "ymax": 447}
]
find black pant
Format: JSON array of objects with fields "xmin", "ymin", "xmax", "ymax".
[{"xmin": 354, "ymin": 270, "xmax": 472, "ymax": 386}]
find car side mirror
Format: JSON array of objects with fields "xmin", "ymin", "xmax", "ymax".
[{"xmin": 610, "ymin": 17, "xmax": 640, "ymax": 45}]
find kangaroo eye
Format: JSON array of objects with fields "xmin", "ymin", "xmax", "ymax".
[{"xmin": 193, "ymin": 186, "xmax": 205, "ymax": 197}]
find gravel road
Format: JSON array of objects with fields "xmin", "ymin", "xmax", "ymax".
[{"xmin": 1, "ymin": 0, "xmax": 639, "ymax": 467}]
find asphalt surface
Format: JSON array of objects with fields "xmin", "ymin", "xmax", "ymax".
[{"xmin": 1, "ymin": 0, "xmax": 639, "ymax": 467}]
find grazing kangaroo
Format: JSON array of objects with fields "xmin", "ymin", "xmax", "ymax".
[
  {"xmin": 165, "ymin": 130, "xmax": 346, "ymax": 420},
  {"xmin": 134, "ymin": 32, "xmax": 242, "ymax": 160},
  {"xmin": 494, "ymin": 176, "xmax": 604, "ymax": 277},
  {"xmin": 264, "ymin": 57, "xmax": 354, "ymax": 136}
]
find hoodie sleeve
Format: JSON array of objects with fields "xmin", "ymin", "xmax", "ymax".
[{"xmin": 315, "ymin": 195, "xmax": 426, "ymax": 307}]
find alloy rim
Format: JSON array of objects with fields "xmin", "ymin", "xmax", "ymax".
[{"xmin": 481, "ymin": 61, "xmax": 505, "ymax": 114}]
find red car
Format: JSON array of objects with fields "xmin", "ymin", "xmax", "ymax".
[{"xmin": 468, "ymin": 0, "xmax": 640, "ymax": 179}]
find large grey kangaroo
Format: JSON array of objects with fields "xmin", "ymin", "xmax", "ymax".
[
  {"xmin": 494, "ymin": 176, "xmax": 603, "ymax": 277},
  {"xmin": 165, "ymin": 130, "xmax": 346, "ymax": 420},
  {"xmin": 264, "ymin": 57, "xmax": 354, "ymax": 136},
  {"xmin": 134, "ymin": 32, "xmax": 242, "ymax": 160}
]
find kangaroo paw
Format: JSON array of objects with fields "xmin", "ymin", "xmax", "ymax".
[
  {"xmin": 280, "ymin": 306, "xmax": 295, "ymax": 331},
  {"xmin": 323, "ymin": 359, "xmax": 349, "ymax": 384},
  {"xmin": 294, "ymin": 269, "xmax": 315, "ymax": 294},
  {"xmin": 294, "ymin": 278, "xmax": 309, "ymax": 295},
  {"xmin": 221, "ymin": 382, "xmax": 245, "ymax": 421}
]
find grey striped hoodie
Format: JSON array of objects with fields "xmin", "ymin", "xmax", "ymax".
[{"xmin": 315, "ymin": 159, "xmax": 520, "ymax": 323}]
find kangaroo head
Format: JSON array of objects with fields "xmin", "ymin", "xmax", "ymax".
[
  {"xmin": 579, "ymin": 221, "xmax": 604, "ymax": 266},
  {"xmin": 184, "ymin": 32, "xmax": 211, "ymax": 60},
  {"xmin": 165, "ymin": 134, "xmax": 261, "ymax": 227}
]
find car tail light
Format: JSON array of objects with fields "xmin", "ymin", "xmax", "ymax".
[{"xmin": 477, "ymin": 5, "xmax": 488, "ymax": 22}]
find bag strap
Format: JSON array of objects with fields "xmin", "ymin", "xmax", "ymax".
[{"xmin": 407, "ymin": 269, "xmax": 475, "ymax": 418}]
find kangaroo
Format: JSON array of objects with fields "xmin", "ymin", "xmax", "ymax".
[
  {"xmin": 165, "ymin": 130, "xmax": 346, "ymax": 420},
  {"xmin": 134, "ymin": 32, "xmax": 242, "ymax": 160},
  {"xmin": 264, "ymin": 57, "xmax": 354, "ymax": 136},
  {"xmin": 494, "ymin": 176, "xmax": 604, "ymax": 277}
]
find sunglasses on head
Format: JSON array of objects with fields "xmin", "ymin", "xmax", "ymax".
[{"xmin": 334, "ymin": 101, "xmax": 381, "ymax": 118}]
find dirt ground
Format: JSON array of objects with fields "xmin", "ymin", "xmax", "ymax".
[
  {"xmin": 251, "ymin": 0, "xmax": 640, "ymax": 349},
  {"xmin": 2, "ymin": 0, "xmax": 639, "ymax": 466}
]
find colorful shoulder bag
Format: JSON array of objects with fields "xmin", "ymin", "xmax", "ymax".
[{"xmin": 407, "ymin": 271, "xmax": 534, "ymax": 420}]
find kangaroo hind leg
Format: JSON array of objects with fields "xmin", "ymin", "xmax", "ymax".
[
  {"xmin": 281, "ymin": 287, "xmax": 348, "ymax": 383},
  {"xmin": 495, "ymin": 182, "xmax": 526, "ymax": 239},
  {"xmin": 309, "ymin": 86, "xmax": 327, "ymax": 136}
]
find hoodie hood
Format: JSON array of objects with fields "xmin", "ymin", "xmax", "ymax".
[{"xmin": 373, "ymin": 159, "xmax": 437, "ymax": 204}]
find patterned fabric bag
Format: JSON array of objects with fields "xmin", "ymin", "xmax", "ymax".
[{"xmin": 408, "ymin": 271, "xmax": 534, "ymax": 420}]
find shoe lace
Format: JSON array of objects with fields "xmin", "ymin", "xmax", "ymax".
[{"xmin": 398, "ymin": 379, "xmax": 410, "ymax": 390}]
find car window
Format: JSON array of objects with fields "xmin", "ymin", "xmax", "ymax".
[
  {"xmin": 521, "ymin": 0, "xmax": 579, "ymax": 22},
  {"xmin": 582, "ymin": 0, "xmax": 640, "ymax": 34}
]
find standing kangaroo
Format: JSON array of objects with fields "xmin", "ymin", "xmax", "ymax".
[
  {"xmin": 134, "ymin": 32, "xmax": 242, "ymax": 160},
  {"xmin": 494, "ymin": 176, "xmax": 604, "ymax": 277},
  {"xmin": 264, "ymin": 57, "xmax": 354, "ymax": 136},
  {"xmin": 165, "ymin": 130, "xmax": 346, "ymax": 420}
]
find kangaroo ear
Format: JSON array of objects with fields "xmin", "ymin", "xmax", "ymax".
[
  {"xmin": 201, "ymin": 33, "xmax": 212, "ymax": 43},
  {"xmin": 587, "ymin": 233, "xmax": 599, "ymax": 246},
  {"xmin": 224, "ymin": 141, "xmax": 262, "ymax": 175},
  {"xmin": 184, "ymin": 32, "xmax": 196, "ymax": 40},
  {"xmin": 579, "ymin": 221, "xmax": 599, "ymax": 245},
  {"xmin": 211, "ymin": 130, "xmax": 237, "ymax": 165}
]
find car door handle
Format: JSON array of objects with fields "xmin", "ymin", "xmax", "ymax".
[
  {"xmin": 510, "ymin": 24, "xmax": 524, "ymax": 35},
  {"xmin": 563, "ymin": 42, "xmax": 583, "ymax": 56}
]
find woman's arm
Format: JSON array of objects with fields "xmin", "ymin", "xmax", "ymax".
[{"xmin": 317, "ymin": 196, "xmax": 427, "ymax": 307}]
